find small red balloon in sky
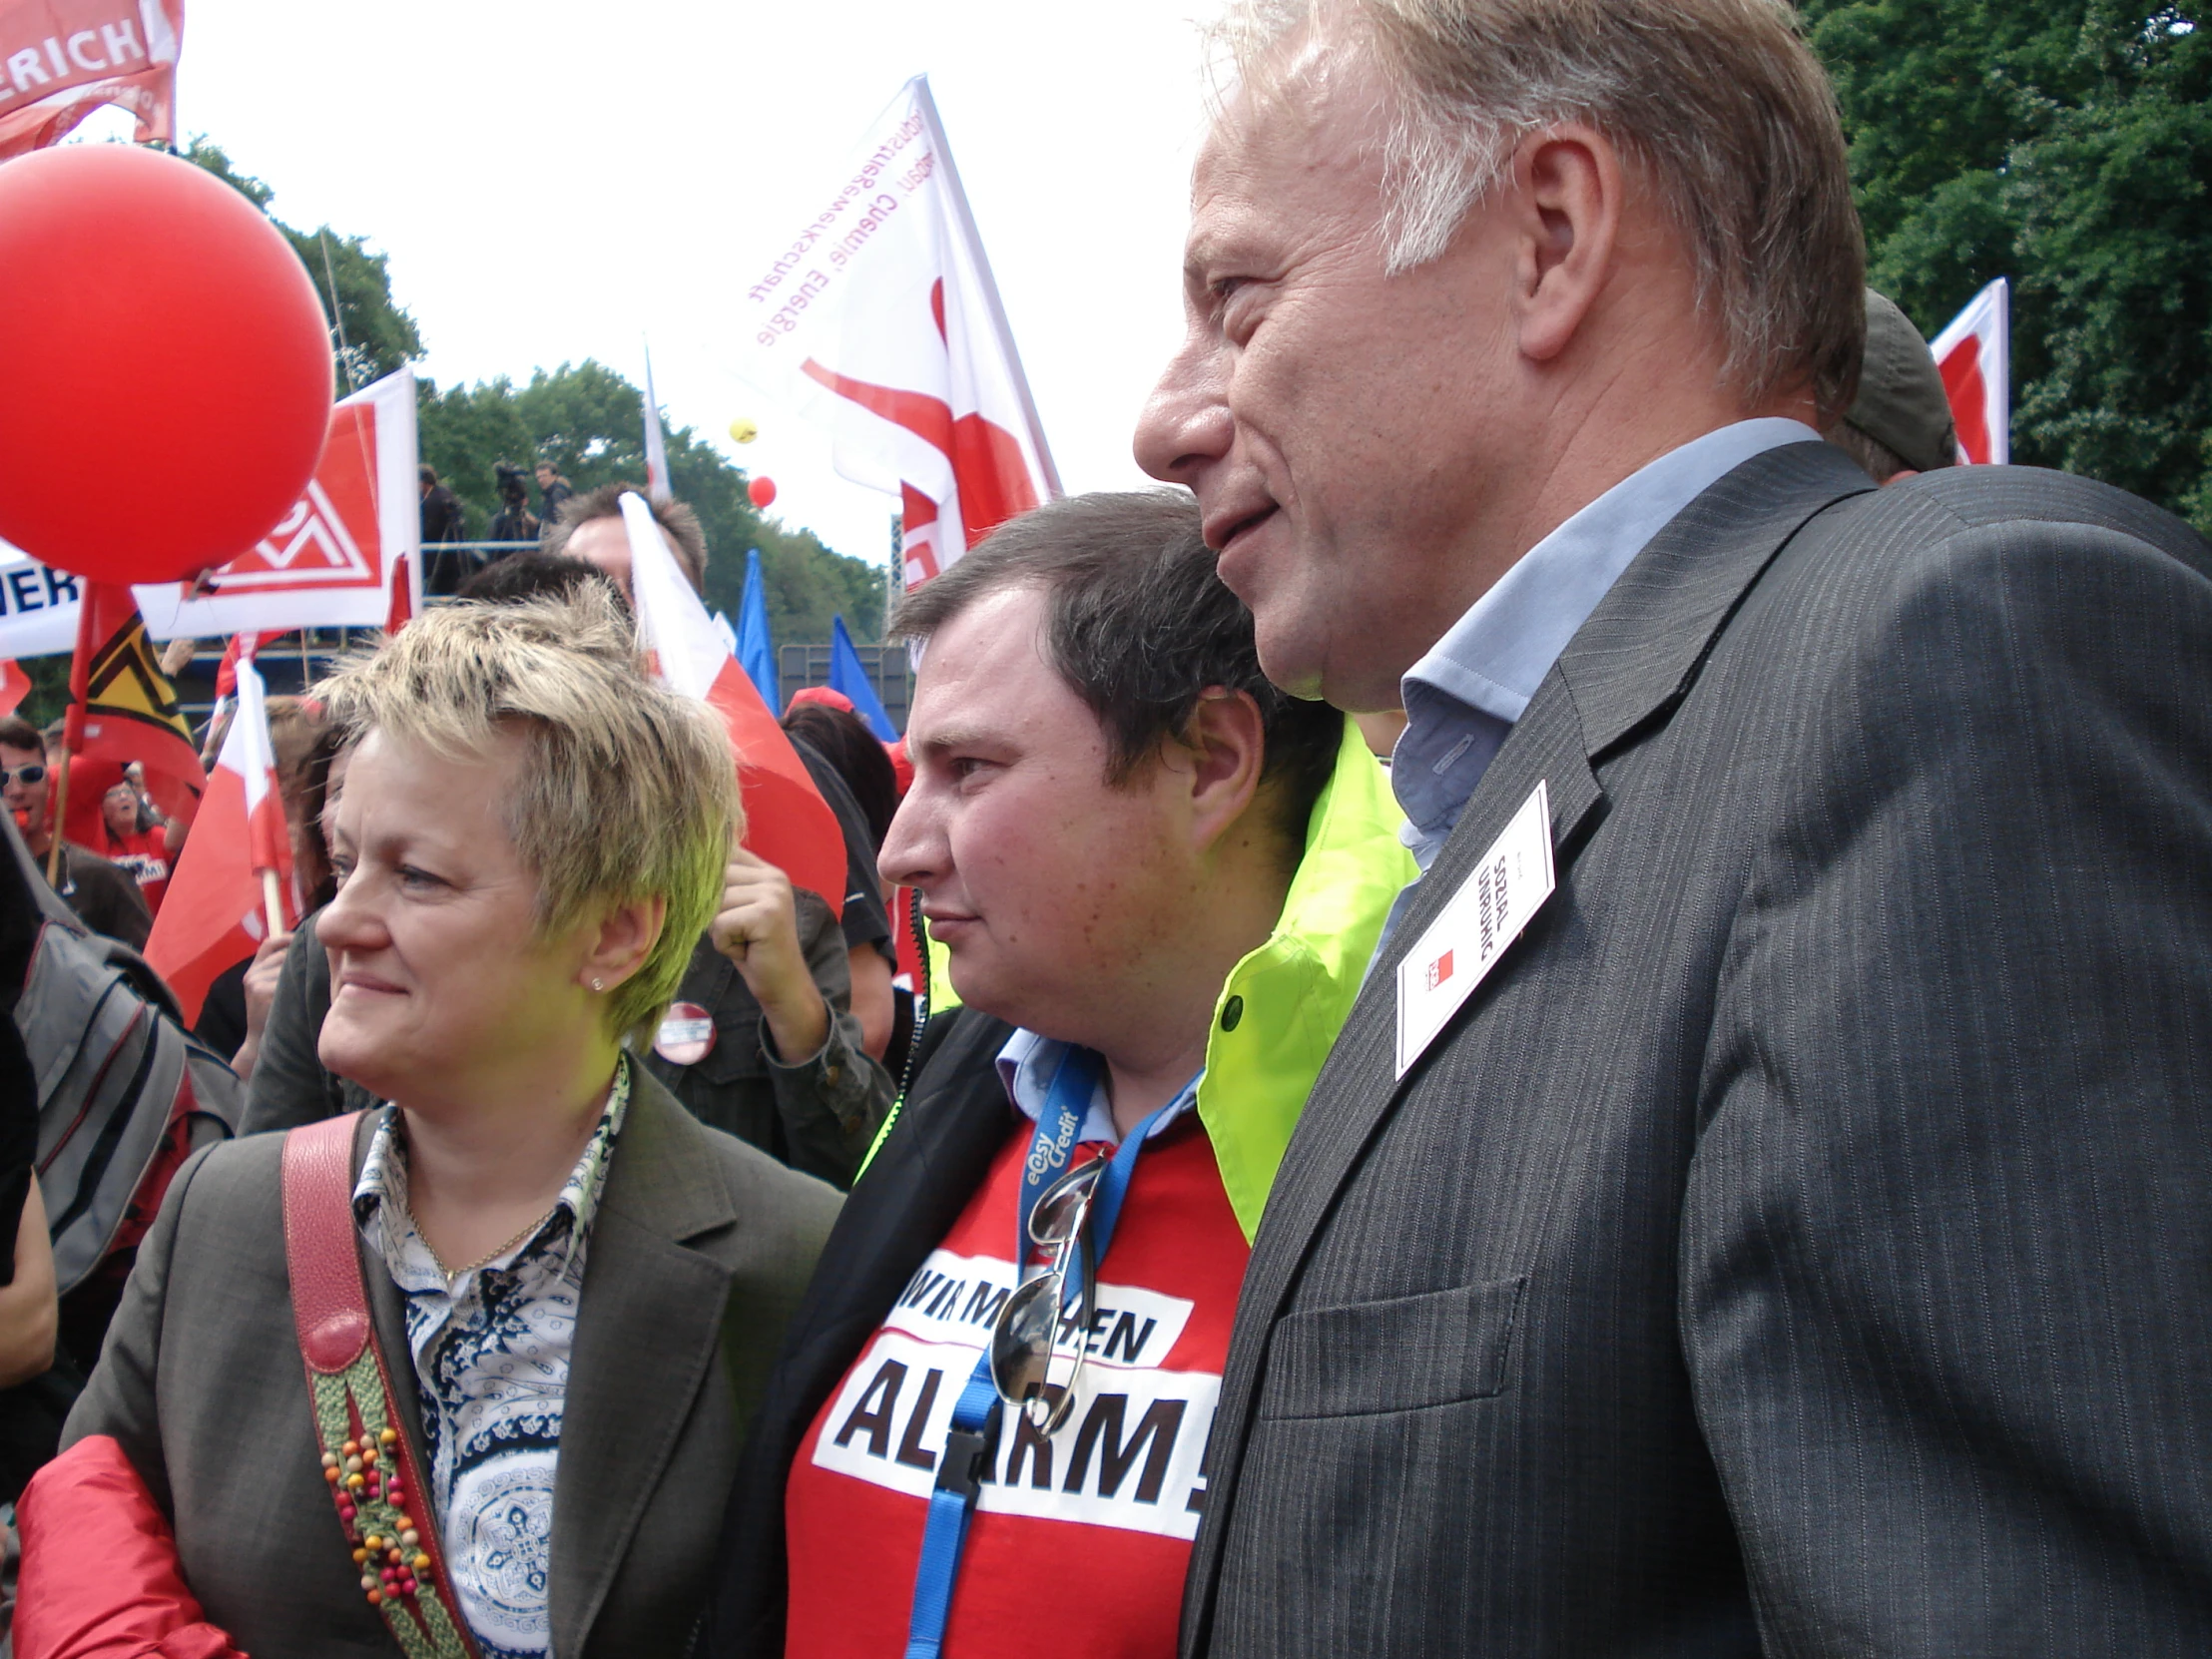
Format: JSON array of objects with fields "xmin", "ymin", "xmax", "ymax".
[
  {"xmin": 748, "ymin": 476, "xmax": 778, "ymax": 510},
  {"xmin": 0, "ymin": 144, "xmax": 333, "ymax": 586}
]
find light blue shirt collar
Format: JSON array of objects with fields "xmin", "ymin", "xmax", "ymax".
[
  {"xmin": 995, "ymin": 1028, "xmax": 1200, "ymax": 1147},
  {"xmin": 1392, "ymin": 418, "xmax": 1822, "ymax": 868}
]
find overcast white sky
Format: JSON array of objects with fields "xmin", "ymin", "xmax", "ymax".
[{"xmin": 92, "ymin": 0, "xmax": 1218, "ymax": 570}]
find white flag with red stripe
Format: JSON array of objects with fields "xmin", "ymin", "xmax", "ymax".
[
  {"xmin": 135, "ymin": 367, "xmax": 422, "ymax": 639},
  {"xmin": 620, "ymin": 493, "xmax": 846, "ymax": 915},
  {"xmin": 1931, "ymin": 277, "xmax": 2009, "ymax": 466},
  {"xmin": 733, "ymin": 75, "xmax": 1057, "ymax": 588},
  {"xmin": 144, "ymin": 643, "xmax": 294, "ymax": 1024}
]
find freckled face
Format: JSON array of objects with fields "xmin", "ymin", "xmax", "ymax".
[{"xmin": 878, "ymin": 587, "xmax": 1197, "ymax": 1045}]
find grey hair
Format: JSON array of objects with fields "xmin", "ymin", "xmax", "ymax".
[{"xmin": 1206, "ymin": 0, "xmax": 1866, "ymax": 419}]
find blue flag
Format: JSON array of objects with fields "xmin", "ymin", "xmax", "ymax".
[
  {"xmin": 830, "ymin": 615, "xmax": 897, "ymax": 740},
  {"xmin": 737, "ymin": 548, "xmax": 780, "ymax": 713}
]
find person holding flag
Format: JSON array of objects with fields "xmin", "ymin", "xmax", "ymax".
[
  {"xmin": 53, "ymin": 581, "xmax": 205, "ymax": 861},
  {"xmin": 546, "ymin": 484, "xmax": 902, "ymax": 1102},
  {"xmin": 97, "ymin": 771, "xmax": 177, "ymax": 915}
]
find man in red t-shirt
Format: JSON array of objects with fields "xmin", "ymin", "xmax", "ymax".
[{"xmin": 702, "ymin": 492, "xmax": 1413, "ymax": 1658}]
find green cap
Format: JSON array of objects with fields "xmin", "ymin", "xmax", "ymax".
[{"xmin": 1844, "ymin": 289, "xmax": 1957, "ymax": 473}]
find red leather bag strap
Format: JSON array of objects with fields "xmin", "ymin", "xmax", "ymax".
[
  {"xmin": 283, "ymin": 1114, "xmax": 373, "ymax": 1370},
  {"xmin": 280, "ymin": 1115, "xmax": 481, "ymax": 1659}
]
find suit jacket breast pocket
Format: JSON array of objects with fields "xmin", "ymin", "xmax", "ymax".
[{"xmin": 1258, "ymin": 1277, "xmax": 1526, "ymax": 1419}]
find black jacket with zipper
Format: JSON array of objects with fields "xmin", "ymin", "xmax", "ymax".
[{"xmin": 701, "ymin": 1001, "xmax": 1018, "ymax": 1658}]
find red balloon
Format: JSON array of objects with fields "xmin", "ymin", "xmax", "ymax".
[
  {"xmin": 0, "ymin": 145, "xmax": 333, "ymax": 585},
  {"xmin": 748, "ymin": 476, "xmax": 778, "ymax": 510}
]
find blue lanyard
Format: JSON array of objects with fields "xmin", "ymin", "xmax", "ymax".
[{"xmin": 902, "ymin": 1050, "xmax": 1187, "ymax": 1659}]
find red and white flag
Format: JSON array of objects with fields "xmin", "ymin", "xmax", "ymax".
[
  {"xmin": 62, "ymin": 579, "xmax": 203, "ymax": 842},
  {"xmin": 211, "ymin": 630, "xmax": 269, "ymax": 700},
  {"xmin": 1931, "ymin": 277, "xmax": 2009, "ymax": 466},
  {"xmin": 622, "ymin": 492, "xmax": 845, "ymax": 917},
  {"xmin": 135, "ymin": 367, "xmax": 421, "ymax": 640},
  {"xmin": 733, "ymin": 76, "xmax": 1057, "ymax": 589},
  {"xmin": 144, "ymin": 641, "xmax": 292, "ymax": 1024},
  {"xmin": 643, "ymin": 345, "xmax": 672, "ymax": 502},
  {"xmin": 0, "ymin": 0, "xmax": 181, "ymax": 161}
]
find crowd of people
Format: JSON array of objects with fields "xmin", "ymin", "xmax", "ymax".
[{"xmin": 5, "ymin": 0, "xmax": 2210, "ymax": 1653}]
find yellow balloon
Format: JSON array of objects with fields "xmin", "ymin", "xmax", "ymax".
[{"xmin": 728, "ymin": 417, "xmax": 759, "ymax": 445}]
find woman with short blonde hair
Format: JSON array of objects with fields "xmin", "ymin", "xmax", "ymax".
[{"xmin": 37, "ymin": 588, "xmax": 841, "ymax": 1659}]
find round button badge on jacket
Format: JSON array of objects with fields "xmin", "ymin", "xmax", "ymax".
[{"xmin": 654, "ymin": 1002, "xmax": 717, "ymax": 1066}]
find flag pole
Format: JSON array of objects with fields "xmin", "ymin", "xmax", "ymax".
[
  {"xmin": 261, "ymin": 867, "xmax": 284, "ymax": 936},
  {"xmin": 49, "ymin": 581, "xmax": 100, "ymax": 885}
]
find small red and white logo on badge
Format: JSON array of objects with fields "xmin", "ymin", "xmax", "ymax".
[
  {"xmin": 1424, "ymin": 949, "xmax": 1455, "ymax": 991},
  {"xmin": 654, "ymin": 1001, "xmax": 717, "ymax": 1066}
]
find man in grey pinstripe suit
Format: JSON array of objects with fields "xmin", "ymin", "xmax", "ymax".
[{"xmin": 1134, "ymin": 0, "xmax": 2212, "ymax": 1652}]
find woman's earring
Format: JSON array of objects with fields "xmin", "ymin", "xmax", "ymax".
[{"xmin": 590, "ymin": 976, "xmax": 605, "ymax": 992}]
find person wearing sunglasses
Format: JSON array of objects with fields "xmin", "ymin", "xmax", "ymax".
[
  {"xmin": 0, "ymin": 715, "xmax": 151, "ymax": 951},
  {"xmin": 704, "ymin": 491, "xmax": 1416, "ymax": 1659}
]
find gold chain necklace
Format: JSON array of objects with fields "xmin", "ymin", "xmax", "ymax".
[{"xmin": 420, "ymin": 1204, "xmax": 560, "ymax": 1284}]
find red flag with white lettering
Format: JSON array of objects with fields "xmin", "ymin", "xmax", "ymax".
[
  {"xmin": 622, "ymin": 492, "xmax": 844, "ymax": 917},
  {"xmin": 135, "ymin": 368, "xmax": 421, "ymax": 640},
  {"xmin": 1931, "ymin": 277, "xmax": 2009, "ymax": 466},
  {"xmin": 144, "ymin": 643, "xmax": 292, "ymax": 1024},
  {"xmin": 0, "ymin": 0, "xmax": 181, "ymax": 161},
  {"xmin": 733, "ymin": 76, "xmax": 1057, "ymax": 588}
]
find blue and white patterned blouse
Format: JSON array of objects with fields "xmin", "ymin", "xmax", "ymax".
[{"xmin": 353, "ymin": 1056, "xmax": 630, "ymax": 1659}]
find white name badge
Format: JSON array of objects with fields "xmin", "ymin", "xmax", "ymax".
[{"xmin": 1395, "ymin": 781, "xmax": 1556, "ymax": 1077}]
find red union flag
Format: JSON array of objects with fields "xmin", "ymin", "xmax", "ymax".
[
  {"xmin": 0, "ymin": 0, "xmax": 180, "ymax": 160},
  {"xmin": 1931, "ymin": 277, "xmax": 2009, "ymax": 466},
  {"xmin": 734, "ymin": 76, "xmax": 1058, "ymax": 588},
  {"xmin": 136, "ymin": 367, "xmax": 421, "ymax": 639}
]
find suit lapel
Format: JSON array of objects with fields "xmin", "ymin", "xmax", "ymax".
[
  {"xmin": 1209, "ymin": 665, "xmax": 1605, "ymax": 1431},
  {"xmin": 1185, "ymin": 443, "xmax": 1874, "ymax": 1648},
  {"xmin": 549, "ymin": 1072, "xmax": 742, "ymax": 1658}
]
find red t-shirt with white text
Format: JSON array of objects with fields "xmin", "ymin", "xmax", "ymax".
[
  {"xmin": 784, "ymin": 1114, "xmax": 1250, "ymax": 1658},
  {"xmin": 103, "ymin": 828, "xmax": 170, "ymax": 913}
]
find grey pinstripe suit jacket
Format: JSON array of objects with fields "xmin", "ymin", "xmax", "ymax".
[{"xmin": 1184, "ymin": 444, "xmax": 2212, "ymax": 1656}]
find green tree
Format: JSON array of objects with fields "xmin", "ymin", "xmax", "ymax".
[
  {"xmin": 417, "ymin": 360, "xmax": 886, "ymax": 641},
  {"xmin": 1805, "ymin": 1, "xmax": 2212, "ymax": 529},
  {"xmin": 185, "ymin": 139, "xmax": 423, "ymax": 393}
]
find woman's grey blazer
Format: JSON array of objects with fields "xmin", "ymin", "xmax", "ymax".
[{"xmin": 64, "ymin": 1068, "xmax": 840, "ymax": 1658}]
